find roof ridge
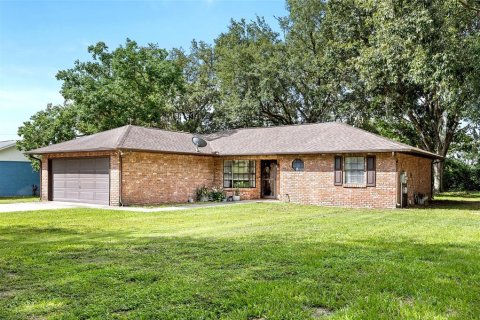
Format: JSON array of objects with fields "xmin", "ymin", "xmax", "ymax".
[
  {"xmin": 209, "ymin": 121, "xmax": 334, "ymax": 135},
  {"xmin": 127, "ymin": 124, "xmax": 195, "ymax": 136},
  {"xmin": 116, "ymin": 125, "xmax": 133, "ymax": 148}
]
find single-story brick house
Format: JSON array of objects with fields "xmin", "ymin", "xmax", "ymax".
[
  {"xmin": 0, "ymin": 140, "xmax": 39, "ymax": 197},
  {"xmin": 27, "ymin": 122, "xmax": 440, "ymax": 208}
]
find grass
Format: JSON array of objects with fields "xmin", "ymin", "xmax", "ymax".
[
  {"xmin": 435, "ymin": 191, "xmax": 480, "ymax": 202},
  {"xmin": 0, "ymin": 195, "xmax": 479, "ymax": 319},
  {"xmin": 0, "ymin": 196, "xmax": 39, "ymax": 204}
]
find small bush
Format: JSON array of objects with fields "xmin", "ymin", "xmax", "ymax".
[
  {"xmin": 195, "ymin": 185, "xmax": 226, "ymax": 202},
  {"xmin": 444, "ymin": 159, "xmax": 480, "ymax": 191},
  {"xmin": 196, "ymin": 185, "xmax": 210, "ymax": 201},
  {"xmin": 209, "ymin": 187, "xmax": 226, "ymax": 202}
]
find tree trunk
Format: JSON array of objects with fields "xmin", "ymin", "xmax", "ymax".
[{"xmin": 433, "ymin": 160, "xmax": 444, "ymax": 194}]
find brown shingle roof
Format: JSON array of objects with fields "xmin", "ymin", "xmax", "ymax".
[
  {"xmin": 27, "ymin": 122, "xmax": 440, "ymax": 158},
  {"xmin": 27, "ymin": 126, "xmax": 130, "ymax": 154},
  {"xmin": 120, "ymin": 125, "xmax": 215, "ymax": 154}
]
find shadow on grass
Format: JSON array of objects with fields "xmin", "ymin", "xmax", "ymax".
[
  {"xmin": 427, "ymin": 199, "xmax": 480, "ymax": 211},
  {"xmin": 417, "ymin": 192, "xmax": 480, "ymax": 211},
  {"xmin": 438, "ymin": 192, "xmax": 480, "ymax": 199},
  {"xmin": 0, "ymin": 225, "xmax": 479, "ymax": 319}
]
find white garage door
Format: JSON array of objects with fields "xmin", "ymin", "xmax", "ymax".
[{"xmin": 52, "ymin": 158, "xmax": 110, "ymax": 205}]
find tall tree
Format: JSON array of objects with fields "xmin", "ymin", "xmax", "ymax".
[
  {"xmin": 56, "ymin": 39, "xmax": 184, "ymax": 134},
  {"xmin": 17, "ymin": 104, "xmax": 77, "ymax": 170},
  {"xmin": 324, "ymin": 0, "xmax": 480, "ymax": 192},
  {"xmin": 279, "ymin": 0, "xmax": 363, "ymax": 124},
  {"xmin": 169, "ymin": 41, "xmax": 219, "ymax": 133},
  {"xmin": 213, "ymin": 3, "xmax": 367, "ymax": 128},
  {"xmin": 214, "ymin": 18, "xmax": 284, "ymax": 127}
]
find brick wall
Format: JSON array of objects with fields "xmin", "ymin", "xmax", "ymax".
[
  {"xmin": 278, "ymin": 153, "xmax": 398, "ymax": 208},
  {"xmin": 121, "ymin": 151, "xmax": 215, "ymax": 205},
  {"xmin": 396, "ymin": 153, "xmax": 433, "ymax": 205},
  {"xmin": 39, "ymin": 150, "xmax": 432, "ymax": 208},
  {"xmin": 213, "ymin": 153, "xmax": 403, "ymax": 208},
  {"xmin": 40, "ymin": 151, "xmax": 120, "ymax": 206}
]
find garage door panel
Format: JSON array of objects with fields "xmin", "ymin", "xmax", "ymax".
[
  {"xmin": 65, "ymin": 191, "xmax": 80, "ymax": 199},
  {"xmin": 53, "ymin": 189, "xmax": 65, "ymax": 198},
  {"xmin": 52, "ymin": 158, "xmax": 110, "ymax": 205},
  {"xmin": 94, "ymin": 192, "xmax": 109, "ymax": 201},
  {"xmin": 53, "ymin": 179, "xmax": 66, "ymax": 188},
  {"xmin": 78, "ymin": 173, "xmax": 96, "ymax": 179},
  {"xmin": 79, "ymin": 192, "xmax": 95, "ymax": 201},
  {"xmin": 80, "ymin": 168, "xmax": 96, "ymax": 174},
  {"xmin": 79, "ymin": 158, "xmax": 95, "ymax": 168},
  {"xmin": 79, "ymin": 180, "xmax": 96, "ymax": 189},
  {"xmin": 52, "ymin": 161, "xmax": 66, "ymax": 173},
  {"xmin": 66, "ymin": 180, "xmax": 81, "ymax": 188},
  {"xmin": 66, "ymin": 160, "xmax": 80, "ymax": 171},
  {"xmin": 95, "ymin": 182, "xmax": 109, "ymax": 190}
]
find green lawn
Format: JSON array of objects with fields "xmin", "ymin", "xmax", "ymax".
[
  {"xmin": 435, "ymin": 191, "xmax": 480, "ymax": 202},
  {"xmin": 0, "ymin": 196, "xmax": 39, "ymax": 204},
  {"xmin": 0, "ymin": 196, "xmax": 479, "ymax": 319}
]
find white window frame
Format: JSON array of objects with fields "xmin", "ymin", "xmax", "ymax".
[{"xmin": 344, "ymin": 156, "xmax": 366, "ymax": 185}]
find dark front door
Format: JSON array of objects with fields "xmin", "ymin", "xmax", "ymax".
[{"xmin": 261, "ymin": 160, "xmax": 277, "ymax": 198}]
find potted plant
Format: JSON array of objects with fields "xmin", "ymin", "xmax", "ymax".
[
  {"xmin": 233, "ymin": 188, "xmax": 241, "ymax": 201},
  {"xmin": 196, "ymin": 185, "xmax": 209, "ymax": 202}
]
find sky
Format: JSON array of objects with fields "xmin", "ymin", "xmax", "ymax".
[{"xmin": 0, "ymin": 0, "xmax": 287, "ymax": 140}]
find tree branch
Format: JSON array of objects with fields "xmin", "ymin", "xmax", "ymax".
[{"xmin": 458, "ymin": 0, "xmax": 480, "ymax": 13}]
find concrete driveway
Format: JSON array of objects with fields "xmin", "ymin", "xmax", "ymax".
[
  {"xmin": 0, "ymin": 201, "xmax": 109, "ymax": 213},
  {"xmin": 0, "ymin": 200, "xmax": 279, "ymax": 213}
]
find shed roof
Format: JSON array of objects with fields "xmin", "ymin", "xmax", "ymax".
[
  {"xmin": 27, "ymin": 122, "xmax": 440, "ymax": 159},
  {"xmin": 0, "ymin": 140, "xmax": 16, "ymax": 151}
]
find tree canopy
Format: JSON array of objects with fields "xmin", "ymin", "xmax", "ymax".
[
  {"xmin": 17, "ymin": 104, "xmax": 77, "ymax": 170},
  {"xmin": 17, "ymin": 0, "xmax": 480, "ymax": 191},
  {"xmin": 56, "ymin": 39, "xmax": 184, "ymax": 134}
]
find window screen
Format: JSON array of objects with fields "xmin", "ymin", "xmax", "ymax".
[
  {"xmin": 223, "ymin": 160, "xmax": 256, "ymax": 188},
  {"xmin": 344, "ymin": 157, "xmax": 365, "ymax": 184}
]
